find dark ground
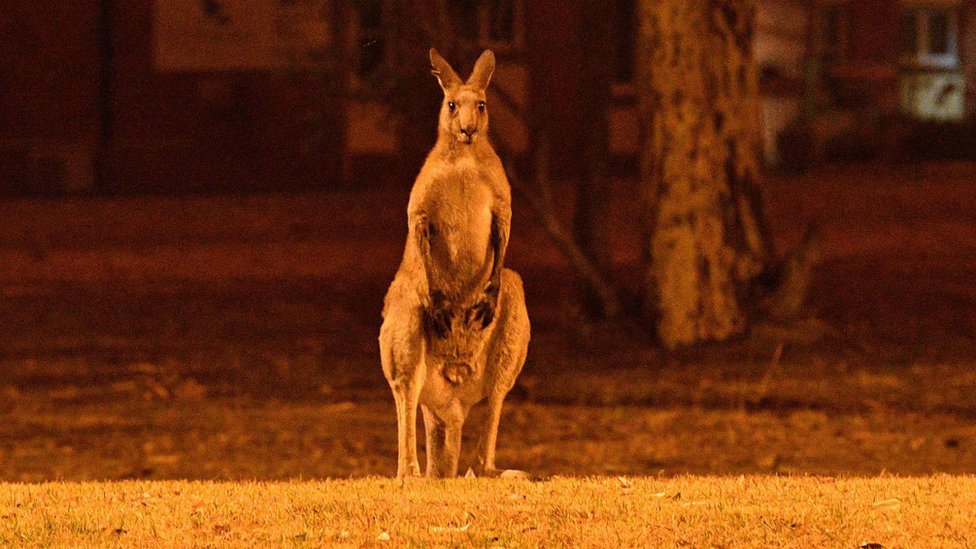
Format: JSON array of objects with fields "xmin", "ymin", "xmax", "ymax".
[{"xmin": 0, "ymin": 162, "xmax": 974, "ymax": 481}]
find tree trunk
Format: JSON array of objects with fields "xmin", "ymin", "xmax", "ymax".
[
  {"xmin": 573, "ymin": 0, "xmax": 617, "ymax": 318},
  {"xmin": 635, "ymin": 0, "xmax": 772, "ymax": 348}
]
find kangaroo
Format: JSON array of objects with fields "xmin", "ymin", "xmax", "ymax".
[{"xmin": 379, "ymin": 48, "xmax": 530, "ymax": 479}]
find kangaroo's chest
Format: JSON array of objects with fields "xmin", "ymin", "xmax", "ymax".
[
  {"xmin": 415, "ymin": 164, "xmax": 494, "ymax": 287},
  {"xmin": 428, "ymin": 182, "xmax": 492, "ymax": 260}
]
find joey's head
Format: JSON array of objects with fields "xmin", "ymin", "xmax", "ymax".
[{"xmin": 429, "ymin": 48, "xmax": 495, "ymax": 146}]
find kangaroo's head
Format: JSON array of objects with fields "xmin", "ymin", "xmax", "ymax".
[{"xmin": 429, "ymin": 48, "xmax": 495, "ymax": 146}]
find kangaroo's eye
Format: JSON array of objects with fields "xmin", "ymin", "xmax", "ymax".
[
  {"xmin": 477, "ymin": 101, "xmax": 486, "ymax": 112},
  {"xmin": 448, "ymin": 101, "xmax": 456, "ymax": 112}
]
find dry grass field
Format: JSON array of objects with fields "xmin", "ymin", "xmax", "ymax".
[{"xmin": 2, "ymin": 477, "xmax": 974, "ymax": 547}]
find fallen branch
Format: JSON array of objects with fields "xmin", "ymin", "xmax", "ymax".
[{"xmin": 767, "ymin": 223, "xmax": 824, "ymax": 320}]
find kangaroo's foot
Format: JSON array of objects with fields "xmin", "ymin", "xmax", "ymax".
[
  {"xmin": 423, "ymin": 404, "xmax": 466, "ymax": 479},
  {"xmin": 397, "ymin": 462, "xmax": 422, "ymax": 479}
]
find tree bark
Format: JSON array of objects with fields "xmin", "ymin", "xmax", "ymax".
[
  {"xmin": 573, "ymin": 0, "xmax": 617, "ymax": 318},
  {"xmin": 635, "ymin": 0, "xmax": 771, "ymax": 348}
]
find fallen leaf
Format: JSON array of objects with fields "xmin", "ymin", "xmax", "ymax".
[
  {"xmin": 756, "ymin": 454, "xmax": 780, "ymax": 470},
  {"xmin": 174, "ymin": 378, "xmax": 207, "ymax": 400},
  {"xmin": 141, "ymin": 378, "xmax": 170, "ymax": 400},
  {"xmin": 872, "ymin": 498, "xmax": 900, "ymax": 508},
  {"xmin": 129, "ymin": 362, "xmax": 160, "ymax": 375},
  {"xmin": 147, "ymin": 454, "xmax": 181, "ymax": 466},
  {"xmin": 499, "ymin": 469, "xmax": 530, "ymax": 479},
  {"xmin": 49, "ymin": 386, "xmax": 81, "ymax": 400},
  {"xmin": 376, "ymin": 531, "xmax": 391, "ymax": 542},
  {"xmin": 322, "ymin": 401, "xmax": 356, "ymax": 413},
  {"xmin": 681, "ymin": 501, "xmax": 712, "ymax": 507},
  {"xmin": 430, "ymin": 521, "xmax": 472, "ymax": 534}
]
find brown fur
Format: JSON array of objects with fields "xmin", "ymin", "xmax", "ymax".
[{"xmin": 379, "ymin": 49, "xmax": 530, "ymax": 479}]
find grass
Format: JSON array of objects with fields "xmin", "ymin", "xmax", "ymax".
[{"xmin": 1, "ymin": 477, "xmax": 974, "ymax": 547}]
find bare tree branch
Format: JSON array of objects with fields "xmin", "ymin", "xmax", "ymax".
[
  {"xmin": 496, "ymin": 136, "xmax": 621, "ymax": 318},
  {"xmin": 767, "ymin": 223, "xmax": 823, "ymax": 320}
]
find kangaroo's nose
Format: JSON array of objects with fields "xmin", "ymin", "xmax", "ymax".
[{"xmin": 460, "ymin": 126, "xmax": 478, "ymax": 137}]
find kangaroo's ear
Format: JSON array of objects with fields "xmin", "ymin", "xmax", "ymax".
[
  {"xmin": 430, "ymin": 48, "xmax": 461, "ymax": 91},
  {"xmin": 467, "ymin": 49, "xmax": 495, "ymax": 90}
]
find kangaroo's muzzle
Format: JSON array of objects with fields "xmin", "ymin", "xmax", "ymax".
[{"xmin": 459, "ymin": 126, "xmax": 478, "ymax": 143}]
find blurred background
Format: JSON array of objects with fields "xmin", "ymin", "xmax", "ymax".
[
  {"xmin": 3, "ymin": 0, "xmax": 974, "ymax": 193},
  {"xmin": 0, "ymin": 1, "xmax": 974, "ymax": 481}
]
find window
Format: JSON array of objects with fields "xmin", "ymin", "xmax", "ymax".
[
  {"xmin": 900, "ymin": 7, "xmax": 958, "ymax": 68},
  {"xmin": 448, "ymin": 0, "xmax": 522, "ymax": 49}
]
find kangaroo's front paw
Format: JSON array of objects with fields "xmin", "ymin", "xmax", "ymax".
[
  {"xmin": 467, "ymin": 283, "xmax": 499, "ymax": 329},
  {"xmin": 425, "ymin": 307, "xmax": 453, "ymax": 338},
  {"xmin": 424, "ymin": 290, "xmax": 453, "ymax": 338}
]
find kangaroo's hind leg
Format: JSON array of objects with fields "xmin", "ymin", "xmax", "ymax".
[
  {"xmin": 473, "ymin": 359, "xmax": 527, "ymax": 477},
  {"xmin": 379, "ymin": 303, "xmax": 426, "ymax": 479},
  {"xmin": 473, "ymin": 388, "xmax": 508, "ymax": 476},
  {"xmin": 473, "ymin": 269, "xmax": 530, "ymax": 477},
  {"xmin": 421, "ymin": 402, "xmax": 467, "ymax": 478}
]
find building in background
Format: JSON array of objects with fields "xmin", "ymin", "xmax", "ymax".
[
  {"xmin": 788, "ymin": 0, "xmax": 976, "ymax": 165},
  {"xmin": 2, "ymin": 0, "xmax": 975, "ymax": 194},
  {"xmin": 1, "ymin": 0, "xmax": 347, "ymax": 194},
  {"xmin": 754, "ymin": 0, "xmax": 810, "ymax": 165}
]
